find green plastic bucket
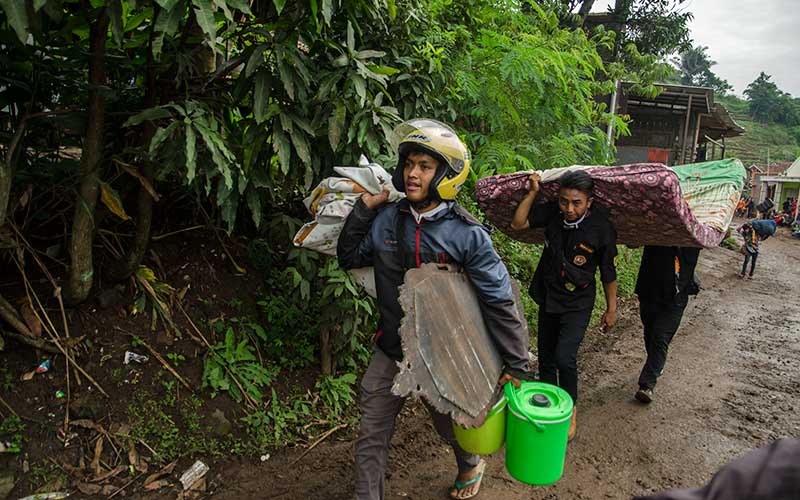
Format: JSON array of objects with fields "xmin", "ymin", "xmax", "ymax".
[
  {"xmin": 453, "ymin": 396, "xmax": 507, "ymax": 455},
  {"xmin": 504, "ymin": 382, "xmax": 573, "ymax": 485}
]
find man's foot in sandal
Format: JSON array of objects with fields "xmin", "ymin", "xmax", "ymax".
[{"xmin": 449, "ymin": 460, "xmax": 486, "ymax": 499}]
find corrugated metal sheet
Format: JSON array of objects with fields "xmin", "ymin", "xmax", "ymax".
[{"xmin": 392, "ymin": 264, "xmax": 528, "ymax": 427}]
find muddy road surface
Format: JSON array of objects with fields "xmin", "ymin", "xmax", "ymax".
[{"xmin": 222, "ymin": 229, "xmax": 800, "ymax": 500}]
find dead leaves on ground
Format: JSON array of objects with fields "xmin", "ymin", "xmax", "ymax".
[{"xmin": 52, "ymin": 419, "xmax": 181, "ymax": 495}]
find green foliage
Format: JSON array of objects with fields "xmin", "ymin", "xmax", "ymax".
[
  {"xmin": 166, "ymin": 352, "xmax": 186, "ymax": 366},
  {"xmin": 0, "ymin": 415, "xmax": 24, "ymax": 453},
  {"xmin": 27, "ymin": 463, "xmax": 67, "ymax": 491},
  {"xmin": 241, "ymin": 388, "xmax": 314, "ymax": 450},
  {"xmin": 128, "ymin": 388, "xmax": 227, "ymax": 462},
  {"xmin": 744, "ymin": 72, "xmax": 800, "ymax": 126},
  {"xmin": 672, "ymin": 45, "xmax": 733, "ymax": 95},
  {"xmin": 607, "ymin": 0, "xmax": 693, "ymax": 58},
  {"xmin": 1, "ymin": 366, "xmax": 13, "ymax": 391},
  {"xmin": 316, "ymin": 373, "xmax": 357, "ymax": 417},
  {"xmin": 203, "ymin": 326, "xmax": 278, "ymax": 403}
]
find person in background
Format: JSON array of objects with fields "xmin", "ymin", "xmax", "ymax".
[
  {"xmin": 745, "ymin": 197, "xmax": 755, "ymax": 218},
  {"xmin": 738, "ymin": 219, "xmax": 777, "ymax": 279},
  {"xmin": 633, "ymin": 246, "xmax": 701, "ymax": 403},
  {"xmin": 510, "ymin": 170, "xmax": 618, "ymax": 441}
]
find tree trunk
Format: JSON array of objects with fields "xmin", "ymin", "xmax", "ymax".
[
  {"xmin": 577, "ymin": 0, "xmax": 596, "ymax": 26},
  {"xmin": 108, "ymin": 25, "xmax": 159, "ymax": 282},
  {"xmin": 320, "ymin": 326, "xmax": 333, "ymax": 375},
  {"xmin": 0, "ymin": 161, "xmax": 11, "ymax": 228},
  {"xmin": 1, "ymin": 114, "xmax": 29, "ymax": 228},
  {"xmin": 611, "ymin": 0, "xmax": 632, "ymax": 60},
  {"xmin": 64, "ymin": 10, "xmax": 109, "ymax": 305}
]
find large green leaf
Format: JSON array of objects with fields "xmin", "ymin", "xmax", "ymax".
[
  {"xmin": 253, "ymin": 72, "xmax": 271, "ymax": 124},
  {"xmin": 352, "ymin": 74, "xmax": 367, "ymax": 103},
  {"xmin": 185, "ymin": 124, "xmax": 197, "ymax": 182},
  {"xmin": 0, "ymin": 0, "xmax": 30, "ymax": 43},
  {"xmin": 328, "ymin": 103, "xmax": 346, "ymax": 151},
  {"xmin": 272, "ymin": 0, "xmax": 286, "ymax": 15},
  {"xmin": 192, "ymin": 0, "xmax": 216, "ymax": 45},
  {"xmin": 245, "ymin": 45, "xmax": 266, "ymax": 78},
  {"xmin": 291, "ymin": 114, "xmax": 315, "ymax": 136},
  {"xmin": 272, "ymin": 127, "xmax": 291, "ymax": 175},
  {"xmin": 278, "ymin": 112, "xmax": 293, "ymax": 133},
  {"xmin": 107, "ymin": 0, "xmax": 124, "ymax": 46},
  {"xmin": 149, "ymin": 122, "xmax": 179, "ymax": 157},
  {"xmin": 246, "ymin": 188, "xmax": 262, "ymax": 227},
  {"xmin": 289, "ymin": 128, "xmax": 311, "ymax": 166},
  {"xmin": 346, "ymin": 21, "xmax": 355, "ymax": 53},
  {"xmin": 211, "ymin": 0, "xmax": 233, "ymax": 22},
  {"xmin": 33, "ymin": 0, "xmax": 46, "ymax": 12},
  {"xmin": 366, "ymin": 64, "xmax": 400, "ymax": 76},
  {"xmin": 123, "ymin": 107, "xmax": 172, "ymax": 127},
  {"xmin": 225, "ymin": 0, "xmax": 251, "ymax": 15},
  {"xmin": 155, "ymin": 0, "xmax": 180, "ymax": 11},
  {"xmin": 355, "ymin": 50, "xmax": 385, "ymax": 59},
  {"xmin": 277, "ymin": 57, "xmax": 295, "ymax": 100},
  {"xmin": 322, "ymin": 0, "xmax": 333, "ymax": 25},
  {"xmin": 153, "ymin": 3, "xmax": 183, "ymax": 57}
]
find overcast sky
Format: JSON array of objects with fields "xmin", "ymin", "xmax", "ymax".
[{"xmin": 591, "ymin": 0, "xmax": 800, "ymax": 97}]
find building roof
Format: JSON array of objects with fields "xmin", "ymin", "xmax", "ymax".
[
  {"xmin": 752, "ymin": 161, "xmax": 793, "ymax": 176},
  {"xmin": 621, "ymin": 81, "xmax": 714, "ymax": 115},
  {"xmin": 618, "ymin": 81, "xmax": 744, "ymax": 140},
  {"xmin": 702, "ymin": 103, "xmax": 746, "ymax": 140}
]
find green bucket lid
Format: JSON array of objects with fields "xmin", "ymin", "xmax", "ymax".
[{"xmin": 504, "ymin": 381, "xmax": 573, "ymax": 423}]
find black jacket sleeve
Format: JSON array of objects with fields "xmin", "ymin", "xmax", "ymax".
[{"xmin": 337, "ymin": 198, "xmax": 377, "ymax": 270}]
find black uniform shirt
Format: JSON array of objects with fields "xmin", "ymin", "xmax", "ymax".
[
  {"xmin": 635, "ymin": 246, "xmax": 701, "ymax": 307},
  {"xmin": 528, "ymin": 201, "xmax": 618, "ymax": 313}
]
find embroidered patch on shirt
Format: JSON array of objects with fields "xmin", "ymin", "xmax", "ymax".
[
  {"xmin": 573, "ymin": 255, "xmax": 587, "ymax": 266},
  {"xmin": 578, "ymin": 243, "xmax": 594, "ymax": 254},
  {"xmin": 565, "ymin": 282, "xmax": 576, "ymax": 292}
]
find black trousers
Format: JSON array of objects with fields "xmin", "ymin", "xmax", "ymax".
[
  {"xmin": 638, "ymin": 300, "xmax": 687, "ymax": 390},
  {"xmin": 537, "ymin": 308, "xmax": 592, "ymax": 403},
  {"xmin": 742, "ymin": 252, "xmax": 758, "ymax": 276}
]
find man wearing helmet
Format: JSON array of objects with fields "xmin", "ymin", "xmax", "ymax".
[{"xmin": 338, "ymin": 119, "xmax": 529, "ymax": 500}]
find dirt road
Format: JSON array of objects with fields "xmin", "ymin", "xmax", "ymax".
[{"xmin": 222, "ymin": 229, "xmax": 800, "ymax": 500}]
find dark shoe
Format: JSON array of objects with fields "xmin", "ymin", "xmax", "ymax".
[{"xmin": 635, "ymin": 387, "xmax": 654, "ymax": 404}]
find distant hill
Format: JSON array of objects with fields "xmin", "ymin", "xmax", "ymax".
[{"xmin": 717, "ymin": 95, "xmax": 800, "ymax": 165}]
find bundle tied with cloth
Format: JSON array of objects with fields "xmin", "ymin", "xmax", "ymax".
[
  {"xmin": 475, "ymin": 159, "xmax": 747, "ymax": 248},
  {"xmin": 293, "ymin": 156, "xmax": 403, "ymax": 297}
]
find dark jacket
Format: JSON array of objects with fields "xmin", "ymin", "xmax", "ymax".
[
  {"xmin": 529, "ymin": 202, "xmax": 618, "ymax": 314},
  {"xmin": 635, "ymin": 246, "xmax": 701, "ymax": 307},
  {"xmin": 634, "ymin": 439, "xmax": 800, "ymax": 500},
  {"xmin": 337, "ymin": 198, "xmax": 528, "ymax": 371}
]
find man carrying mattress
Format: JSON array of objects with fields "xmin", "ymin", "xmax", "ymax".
[
  {"xmin": 337, "ymin": 119, "xmax": 529, "ymax": 500},
  {"xmin": 510, "ymin": 170, "xmax": 619, "ymax": 441}
]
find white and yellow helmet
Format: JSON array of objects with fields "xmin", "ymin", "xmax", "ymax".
[{"xmin": 390, "ymin": 119, "xmax": 471, "ymax": 201}]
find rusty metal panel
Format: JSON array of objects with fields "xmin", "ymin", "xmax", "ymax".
[{"xmin": 392, "ymin": 264, "xmax": 527, "ymax": 427}]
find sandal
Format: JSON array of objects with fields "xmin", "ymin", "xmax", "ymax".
[{"xmin": 449, "ymin": 460, "xmax": 486, "ymax": 499}]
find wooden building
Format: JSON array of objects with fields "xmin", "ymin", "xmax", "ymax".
[{"xmin": 611, "ymin": 82, "xmax": 745, "ymax": 166}]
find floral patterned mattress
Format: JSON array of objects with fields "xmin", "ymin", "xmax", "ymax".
[{"xmin": 474, "ymin": 160, "xmax": 746, "ymax": 248}]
